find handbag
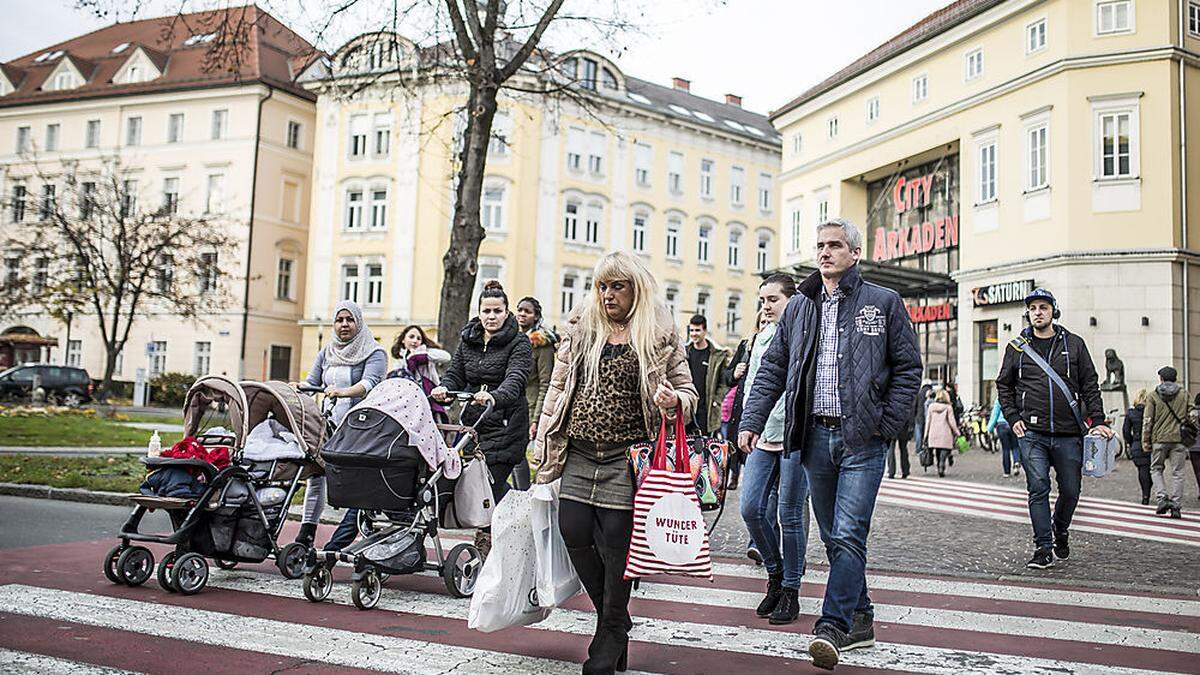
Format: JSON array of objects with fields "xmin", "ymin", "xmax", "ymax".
[
  {"xmin": 628, "ymin": 407, "xmax": 730, "ymax": 512},
  {"xmin": 1082, "ymin": 435, "xmax": 1119, "ymax": 478},
  {"xmin": 624, "ymin": 412, "xmax": 713, "ymax": 581},
  {"xmin": 1162, "ymin": 400, "xmax": 1198, "ymax": 448},
  {"xmin": 441, "ymin": 451, "xmax": 494, "ymax": 529}
]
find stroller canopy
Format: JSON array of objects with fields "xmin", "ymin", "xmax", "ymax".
[
  {"xmin": 241, "ymin": 380, "xmax": 325, "ymax": 457},
  {"xmin": 346, "ymin": 378, "xmax": 461, "ymax": 479},
  {"xmin": 182, "ymin": 375, "xmax": 249, "ymax": 446}
]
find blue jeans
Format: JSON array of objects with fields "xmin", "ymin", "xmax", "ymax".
[
  {"xmin": 996, "ymin": 425, "xmax": 1020, "ymax": 474},
  {"xmin": 1017, "ymin": 431, "xmax": 1082, "ymax": 550},
  {"xmin": 803, "ymin": 424, "xmax": 886, "ymax": 633},
  {"xmin": 326, "ymin": 509, "xmax": 358, "ymax": 551},
  {"xmin": 738, "ymin": 448, "xmax": 809, "ymax": 589}
]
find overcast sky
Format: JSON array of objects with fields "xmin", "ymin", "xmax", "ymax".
[{"xmin": 0, "ymin": 0, "xmax": 951, "ymax": 115}]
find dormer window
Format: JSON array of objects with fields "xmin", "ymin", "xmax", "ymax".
[
  {"xmin": 601, "ymin": 68, "xmax": 618, "ymax": 90},
  {"xmin": 581, "ymin": 58, "xmax": 598, "ymax": 90}
]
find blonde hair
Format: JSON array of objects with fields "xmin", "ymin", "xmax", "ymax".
[
  {"xmin": 935, "ymin": 389, "xmax": 951, "ymax": 404},
  {"xmin": 1134, "ymin": 388, "xmax": 1147, "ymax": 406},
  {"xmin": 574, "ymin": 251, "xmax": 663, "ymax": 404}
]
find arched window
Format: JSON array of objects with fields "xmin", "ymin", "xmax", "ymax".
[
  {"xmin": 344, "ymin": 186, "xmax": 364, "ymax": 230},
  {"xmin": 585, "ymin": 202, "xmax": 603, "ymax": 245},
  {"xmin": 697, "ymin": 223, "xmax": 711, "ymax": 264},
  {"xmin": 563, "ymin": 200, "xmax": 580, "ymax": 241},
  {"xmin": 482, "ymin": 183, "xmax": 505, "ymax": 231},
  {"xmin": 666, "ymin": 217, "xmax": 681, "ymax": 258},
  {"xmin": 726, "ymin": 293, "xmax": 742, "ymax": 335},
  {"xmin": 727, "ymin": 228, "xmax": 743, "ymax": 269},
  {"xmin": 631, "ymin": 212, "xmax": 648, "ymax": 253},
  {"xmin": 369, "ymin": 185, "xmax": 388, "ymax": 229},
  {"xmin": 756, "ymin": 231, "xmax": 772, "ymax": 273}
]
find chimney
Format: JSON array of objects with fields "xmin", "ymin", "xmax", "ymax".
[
  {"xmin": 725, "ymin": 93, "xmax": 742, "ymax": 107},
  {"xmin": 672, "ymin": 77, "xmax": 690, "ymax": 92}
]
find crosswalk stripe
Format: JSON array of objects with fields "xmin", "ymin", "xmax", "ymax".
[
  {"xmin": 205, "ymin": 569, "xmax": 1177, "ymax": 675},
  {"xmin": 0, "ymin": 649, "xmax": 136, "ymax": 675},
  {"xmin": 905, "ymin": 475, "xmax": 1199, "ymax": 513},
  {"xmin": 0, "ymin": 584, "xmax": 602, "ymax": 675}
]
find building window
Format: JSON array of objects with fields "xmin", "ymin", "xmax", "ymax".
[
  {"xmin": 668, "ymin": 152, "xmax": 684, "ymax": 194},
  {"xmin": 1190, "ymin": 1, "xmax": 1200, "ymax": 36},
  {"xmin": 725, "ymin": 294, "xmax": 741, "ymax": 335},
  {"xmin": 168, "ymin": 113, "xmax": 184, "ymax": 143},
  {"xmin": 482, "ymin": 184, "xmax": 504, "ymax": 231},
  {"xmin": 634, "ymin": 143, "xmax": 652, "ymax": 187},
  {"xmin": 560, "ymin": 273, "xmax": 578, "ymax": 315},
  {"xmin": 730, "ymin": 167, "xmax": 745, "ymax": 206},
  {"xmin": 345, "ymin": 188, "xmax": 364, "ymax": 230},
  {"xmin": 792, "ymin": 133, "xmax": 802, "ymax": 155},
  {"xmin": 193, "ymin": 342, "xmax": 211, "ymax": 376},
  {"xmin": 349, "ymin": 115, "xmax": 368, "ymax": 158},
  {"xmin": 121, "ymin": 180, "xmax": 137, "ymax": 217},
  {"xmin": 1098, "ymin": 110, "xmax": 1133, "ymax": 178},
  {"xmin": 373, "ymin": 113, "xmax": 391, "ymax": 157},
  {"xmin": 666, "ymin": 218, "xmax": 680, "ymax": 258},
  {"xmin": 563, "ymin": 201, "xmax": 579, "ymax": 241},
  {"xmin": 365, "ymin": 263, "xmax": 384, "ymax": 306},
  {"xmin": 66, "ymin": 339, "xmax": 82, "ymax": 367},
  {"xmin": 580, "ymin": 58, "xmax": 599, "ymax": 90},
  {"xmin": 817, "ymin": 199, "xmax": 829, "ymax": 224},
  {"xmin": 866, "ymin": 97, "xmax": 880, "ymax": 123},
  {"xmin": 584, "ymin": 203, "xmax": 602, "ymax": 245},
  {"xmin": 1027, "ymin": 124, "xmax": 1049, "ymax": 190},
  {"xmin": 205, "ymin": 174, "xmax": 224, "ymax": 214},
  {"xmin": 696, "ymin": 290, "xmax": 710, "ymax": 321},
  {"xmin": 370, "ymin": 186, "xmax": 388, "ymax": 229},
  {"xmin": 489, "ymin": 111, "xmax": 510, "ymax": 157},
  {"xmin": 700, "ymin": 159, "xmax": 714, "ymax": 198},
  {"xmin": 150, "ymin": 341, "xmax": 167, "ymax": 376},
  {"xmin": 697, "ymin": 224, "xmax": 711, "ymax": 264},
  {"xmin": 665, "ymin": 284, "xmax": 679, "ymax": 318},
  {"xmin": 3, "ymin": 254, "xmax": 18, "ymax": 289},
  {"xmin": 827, "ymin": 117, "xmax": 839, "ymax": 139},
  {"xmin": 756, "ymin": 233, "xmax": 771, "ymax": 273},
  {"xmin": 157, "ymin": 254, "xmax": 174, "ymax": 293},
  {"xmin": 80, "ymin": 182, "xmax": 96, "ymax": 219},
  {"xmin": 790, "ymin": 205, "xmax": 802, "ymax": 252},
  {"xmin": 340, "ymin": 263, "xmax": 360, "ymax": 302},
  {"xmin": 199, "ymin": 252, "xmax": 218, "ymax": 293},
  {"xmin": 51, "ymin": 70, "xmax": 77, "ymax": 90},
  {"xmin": 45, "ymin": 124, "xmax": 59, "ymax": 151},
  {"xmin": 1027, "ymin": 18, "xmax": 1047, "ymax": 53},
  {"xmin": 126, "ymin": 116, "xmax": 141, "ymax": 146},
  {"xmin": 566, "ymin": 127, "xmax": 584, "ymax": 172},
  {"xmin": 269, "ymin": 345, "xmax": 291, "ymax": 381},
  {"xmin": 979, "ymin": 141, "xmax": 997, "ymax": 202},
  {"xmin": 162, "ymin": 177, "xmax": 179, "ymax": 214},
  {"xmin": 10, "ymin": 185, "xmax": 26, "ymax": 223},
  {"xmin": 758, "ymin": 173, "xmax": 772, "ymax": 211},
  {"xmin": 727, "ymin": 230, "xmax": 742, "ymax": 269},
  {"xmin": 211, "ymin": 109, "xmax": 228, "ymax": 140},
  {"xmin": 85, "ymin": 120, "xmax": 100, "ymax": 149},
  {"xmin": 965, "ymin": 49, "xmax": 984, "ymax": 81},
  {"xmin": 587, "ymin": 132, "xmax": 606, "ymax": 176},
  {"xmin": 32, "ymin": 257, "xmax": 48, "ymax": 294},
  {"xmin": 632, "ymin": 213, "xmax": 647, "ymax": 253},
  {"xmin": 276, "ymin": 258, "xmax": 293, "ymax": 300},
  {"xmin": 39, "ymin": 184, "xmax": 56, "ymax": 220},
  {"xmin": 912, "ymin": 75, "xmax": 928, "ymax": 103},
  {"xmin": 287, "ymin": 120, "xmax": 301, "ymax": 149},
  {"xmin": 16, "ymin": 126, "xmax": 31, "ymax": 153},
  {"xmin": 1096, "ymin": 0, "xmax": 1133, "ymax": 35}
]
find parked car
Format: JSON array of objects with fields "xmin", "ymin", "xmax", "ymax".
[{"xmin": 0, "ymin": 364, "xmax": 94, "ymax": 407}]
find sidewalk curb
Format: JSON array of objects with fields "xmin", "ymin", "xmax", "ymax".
[{"xmin": 0, "ymin": 482, "xmax": 129, "ymax": 506}]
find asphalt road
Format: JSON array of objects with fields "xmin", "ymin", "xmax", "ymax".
[{"xmin": 0, "ymin": 495, "xmax": 173, "ymax": 550}]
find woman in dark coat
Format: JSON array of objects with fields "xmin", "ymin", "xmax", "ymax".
[
  {"xmin": 432, "ymin": 281, "xmax": 532, "ymax": 554},
  {"xmin": 1123, "ymin": 389, "xmax": 1151, "ymax": 505}
]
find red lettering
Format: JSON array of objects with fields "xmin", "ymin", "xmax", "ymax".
[
  {"xmin": 935, "ymin": 218, "xmax": 945, "ymax": 249},
  {"xmin": 886, "ymin": 230, "xmax": 899, "ymax": 259},
  {"xmin": 920, "ymin": 174, "xmax": 934, "ymax": 208},
  {"xmin": 893, "ymin": 177, "xmax": 907, "ymax": 214},
  {"xmin": 921, "ymin": 221, "xmax": 935, "ymax": 252},
  {"xmin": 872, "ymin": 228, "xmax": 887, "ymax": 261},
  {"xmin": 944, "ymin": 215, "xmax": 959, "ymax": 248}
]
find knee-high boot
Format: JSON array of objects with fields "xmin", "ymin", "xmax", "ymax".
[
  {"xmin": 566, "ymin": 544, "xmax": 606, "ymax": 628},
  {"xmin": 581, "ymin": 540, "xmax": 632, "ymax": 675}
]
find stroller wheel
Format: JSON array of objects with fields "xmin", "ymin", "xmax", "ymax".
[
  {"xmin": 443, "ymin": 543, "xmax": 482, "ymax": 598},
  {"xmin": 351, "ymin": 567, "xmax": 383, "ymax": 610},
  {"xmin": 303, "ymin": 565, "xmax": 333, "ymax": 603},
  {"xmin": 157, "ymin": 551, "xmax": 179, "ymax": 592},
  {"xmin": 277, "ymin": 543, "xmax": 307, "ymax": 580},
  {"xmin": 172, "ymin": 553, "xmax": 209, "ymax": 595},
  {"xmin": 116, "ymin": 546, "xmax": 154, "ymax": 587},
  {"xmin": 102, "ymin": 545, "xmax": 124, "ymax": 584},
  {"xmin": 215, "ymin": 558, "xmax": 238, "ymax": 570}
]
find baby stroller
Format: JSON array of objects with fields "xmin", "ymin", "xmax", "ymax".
[
  {"xmin": 101, "ymin": 376, "xmax": 325, "ymax": 595},
  {"xmin": 300, "ymin": 378, "xmax": 491, "ymax": 610}
]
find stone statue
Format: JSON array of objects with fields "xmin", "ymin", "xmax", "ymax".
[{"xmin": 1100, "ymin": 348, "xmax": 1125, "ymax": 391}]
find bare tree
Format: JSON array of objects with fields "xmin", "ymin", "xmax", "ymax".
[{"xmin": 1, "ymin": 156, "xmax": 236, "ymax": 398}]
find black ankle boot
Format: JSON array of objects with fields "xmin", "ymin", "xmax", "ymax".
[
  {"xmin": 768, "ymin": 587, "xmax": 800, "ymax": 625},
  {"xmin": 295, "ymin": 522, "xmax": 317, "ymax": 547},
  {"xmin": 756, "ymin": 573, "xmax": 784, "ymax": 617}
]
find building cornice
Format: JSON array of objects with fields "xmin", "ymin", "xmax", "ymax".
[{"xmin": 954, "ymin": 248, "xmax": 1200, "ymax": 283}]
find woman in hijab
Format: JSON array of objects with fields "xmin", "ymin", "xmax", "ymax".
[{"xmin": 293, "ymin": 300, "xmax": 387, "ymax": 550}]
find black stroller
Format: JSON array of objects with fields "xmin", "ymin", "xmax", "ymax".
[
  {"xmin": 101, "ymin": 376, "xmax": 325, "ymax": 594},
  {"xmin": 299, "ymin": 379, "xmax": 491, "ymax": 610}
]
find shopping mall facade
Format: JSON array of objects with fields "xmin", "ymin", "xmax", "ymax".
[{"xmin": 772, "ymin": 0, "xmax": 1200, "ymax": 406}]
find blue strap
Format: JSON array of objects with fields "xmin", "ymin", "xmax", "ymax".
[{"xmin": 1011, "ymin": 337, "xmax": 1087, "ymax": 433}]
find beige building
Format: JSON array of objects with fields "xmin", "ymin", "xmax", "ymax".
[
  {"xmin": 297, "ymin": 34, "xmax": 781, "ymax": 373},
  {"xmin": 0, "ymin": 7, "xmax": 318, "ymax": 382},
  {"xmin": 772, "ymin": 0, "xmax": 1200, "ymax": 405}
]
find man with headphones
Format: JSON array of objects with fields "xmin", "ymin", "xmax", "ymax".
[{"xmin": 995, "ymin": 288, "xmax": 1114, "ymax": 570}]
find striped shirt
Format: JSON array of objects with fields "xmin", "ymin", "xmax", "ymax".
[{"xmin": 812, "ymin": 287, "xmax": 842, "ymax": 417}]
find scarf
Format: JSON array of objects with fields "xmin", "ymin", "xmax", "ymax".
[{"xmin": 325, "ymin": 300, "xmax": 383, "ymax": 367}]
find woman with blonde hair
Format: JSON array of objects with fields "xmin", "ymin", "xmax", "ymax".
[
  {"xmin": 924, "ymin": 389, "xmax": 961, "ymax": 477},
  {"xmin": 1123, "ymin": 388, "xmax": 1151, "ymax": 504},
  {"xmin": 533, "ymin": 250, "xmax": 698, "ymax": 675}
]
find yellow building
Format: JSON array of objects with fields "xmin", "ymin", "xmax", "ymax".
[
  {"xmin": 298, "ymin": 34, "xmax": 782, "ymax": 370},
  {"xmin": 0, "ymin": 7, "xmax": 318, "ymax": 382},
  {"xmin": 772, "ymin": 0, "xmax": 1200, "ymax": 404}
]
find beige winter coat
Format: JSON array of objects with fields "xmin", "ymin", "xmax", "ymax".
[
  {"xmin": 531, "ymin": 306, "xmax": 699, "ymax": 484},
  {"xmin": 924, "ymin": 401, "xmax": 960, "ymax": 450}
]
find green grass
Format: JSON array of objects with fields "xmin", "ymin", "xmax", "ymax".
[
  {"xmin": 112, "ymin": 412, "xmax": 186, "ymax": 425},
  {"xmin": 0, "ymin": 453, "xmax": 147, "ymax": 493},
  {"xmin": 0, "ymin": 414, "xmax": 184, "ymax": 447}
]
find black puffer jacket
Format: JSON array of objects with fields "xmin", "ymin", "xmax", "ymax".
[
  {"xmin": 1123, "ymin": 404, "xmax": 1147, "ymax": 463},
  {"xmin": 441, "ymin": 314, "xmax": 532, "ymax": 465},
  {"xmin": 995, "ymin": 325, "xmax": 1104, "ymax": 436}
]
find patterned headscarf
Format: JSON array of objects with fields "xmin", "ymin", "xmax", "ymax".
[{"xmin": 325, "ymin": 300, "xmax": 384, "ymax": 367}]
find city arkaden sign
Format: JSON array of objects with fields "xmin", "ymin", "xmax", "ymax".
[
  {"xmin": 972, "ymin": 279, "xmax": 1036, "ymax": 307},
  {"xmin": 871, "ymin": 168, "xmax": 959, "ymax": 263}
]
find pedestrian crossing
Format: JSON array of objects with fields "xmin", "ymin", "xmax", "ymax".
[
  {"xmin": 879, "ymin": 475, "xmax": 1200, "ymax": 547},
  {"xmin": 0, "ymin": 534, "xmax": 1197, "ymax": 673}
]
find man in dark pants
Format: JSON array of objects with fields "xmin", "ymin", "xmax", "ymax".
[
  {"xmin": 685, "ymin": 314, "xmax": 731, "ymax": 435},
  {"xmin": 995, "ymin": 288, "xmax": 1113, "ymax": 570},
  {"xmin": 740, "ymin": 218, "xmax": 921, "ymax": 670}
]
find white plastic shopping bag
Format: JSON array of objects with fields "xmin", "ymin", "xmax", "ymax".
[
  {"xmin": 1083, "ymin": 435, "xmax": 1119, "ymax": 478},
  {"xmin": 467, "ymin": 490, "xmax": 550, "ymax": 632},
  {"xmin": 530, "ymin": 480, "xmax": 581, "ymax": 608}
]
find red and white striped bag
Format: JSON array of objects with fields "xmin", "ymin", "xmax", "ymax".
[{"xmin": 624, "ymin": 408, "xmax": 713, "ymax": 580}]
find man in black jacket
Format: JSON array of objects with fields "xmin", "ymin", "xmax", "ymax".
[{"xmin": 995, "ymin": 288, "xmax": 1113, "ymax": 570}]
